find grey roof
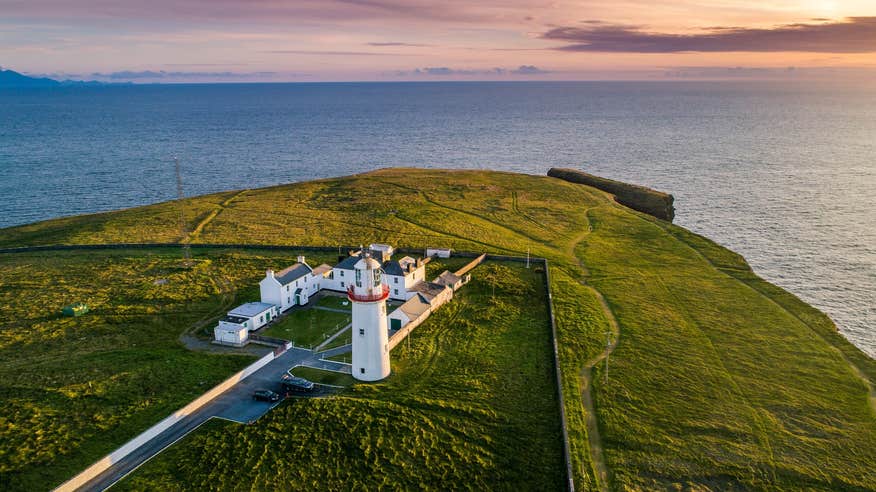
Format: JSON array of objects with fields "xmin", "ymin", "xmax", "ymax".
[
  {"xmin": 229, "ymin": 302, "xmax": 275, "ymax": 318},
  {"xmin": 408, "ymin": 281, "xmax": 449, "ymax": 301},
  {"xmin": 275, "ymin": 263, "xmax": 312, "ymax": 285},
  {"xmin": 334, "ymin": 255, "xmax": 360, "ymax": 270},
  {"xmin": 435, "ymin": 271, "xmax": 461, "ymax": 286},
  {"xmin": 383, "ymin": 256, "xmax": 418, "ymax": 277},
  {"xmin": 382, "ymin": 260, "xmax": 406, "ymax": 276},
  {"xmin": 221, "ymin": 315, "xmax": 249, "ymax": 325}
]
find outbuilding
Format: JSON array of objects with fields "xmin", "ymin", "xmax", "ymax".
[
  {"xmin": 426, "ymin": 248, "xmax": 452, "ymax": 258},
  {"xmin": 214, "ymin": 317, "xmax": 249, "ymax": 347},
  {"xmin": 228, "ymin": 302, "xmax": 277, "ymax": 331}
]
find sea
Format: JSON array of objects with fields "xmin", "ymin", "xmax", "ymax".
[{"xmin": 0, "ymin": 81, "xmax": 873, "ymax": 358}]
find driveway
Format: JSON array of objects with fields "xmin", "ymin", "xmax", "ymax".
[{"xmin": 80, "ymin": 347, "xmax": 319, "ymax": 491}]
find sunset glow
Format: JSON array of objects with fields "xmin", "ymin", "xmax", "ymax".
[{"xmin": 2, "ymin": 0, "xmax": 875, "ymax": 82}]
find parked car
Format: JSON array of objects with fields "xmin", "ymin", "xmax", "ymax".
[
  {"xmin": 252, "ymin": 389, "xmax": 280, "ymax": 402},
  {"xmin": 281, "ymin": 375, "xmax": 315, "ymax": 394}
]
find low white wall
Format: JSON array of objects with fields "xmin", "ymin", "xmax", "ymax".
[
  {"xmin": 54, "ymin": 350, "xmax": 279, "ymax": 492},
  {"xmin": 388, "ymin": 311, "xmax": 430, "ymax": 351}
]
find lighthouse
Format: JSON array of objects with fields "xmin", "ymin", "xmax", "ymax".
[{"xmin": 348, "ymin": 251, "xmax": 391, "ymax": 381}]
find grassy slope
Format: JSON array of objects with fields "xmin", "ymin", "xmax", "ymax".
[
  {"xmin": 118, "ymin": 263, "xmax": 564, "ymax": 490},
  {"xmin": 1, "ymin": 168, "xmax": 874, "ymax": 490}
]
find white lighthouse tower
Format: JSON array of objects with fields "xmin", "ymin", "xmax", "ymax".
[{"xmin": 348, "ymin": 250, "xmax": 391, "ymax": 381}]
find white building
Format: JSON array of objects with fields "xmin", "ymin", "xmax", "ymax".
[
  {"xmin": 229, "ymin": 302, "xmax": 278, "ymax": 330},
  {"xmin": 260, "ymin": 256, "xmax": 320, "ymax": 311},
  {"xmin": 382, "ymin": 256, "xmax": 427, "ymax": 300},
  {"xmin": 435, "ymin": 270, "xmax": 468, "ymax": 291},
  {"xmin": 214, "ymin": 321, "xmax": 248, "ymax": 347},
  {"xmin": 349, "ymin": 253, "xmax": 391, "ymax": 382},
  {"xmin": 322, "ymin": 254, "xmax": 359, "ymax": 292},
  {"xmin": 388, "ymin": 293, "xmax": 431, "ymax": 332},
  {"xmin": 426, "ymin": 248, "xmax": 452, "ymax": 258},
  {"xmin": 369, "ymin": 243, "xmax": 394, "ymax": 261},
  {"xmin": 213, "ymin": 301, "xmax": 277, "ymax": 346}
]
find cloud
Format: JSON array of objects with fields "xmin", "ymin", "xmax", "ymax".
[
  {"xmin": 365, "ymin": 42, "xmax": 431, "ymax": 47},
  {"xmin": 542, "ymin": 17, "xmax": 876, "ymax": 53},
  {"xmin": 397, "ymin": 65, "xmax": 548, "ymax": 76},
  {"xmin": 264, "ymin": 49, "xmax": 411, "ymax": 56},
  {"xmin": 0, "ymin": 0, "xmax": 541, "ymax": 25}
]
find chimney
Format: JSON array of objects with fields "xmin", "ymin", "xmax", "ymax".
[
  {"xmin": 297, "ymin": 255, "xmax": 306, "ymax": 264},
  {"xmin": 266, "ymin": 269, "xmax": 274, "ymax": 278}
]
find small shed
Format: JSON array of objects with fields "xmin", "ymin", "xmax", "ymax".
[
  {"xmin": 426, "ymin": 248, "xmax": 451, "ymax": 258},
  {"xmin": 214, "ymin": 321, "xmax": 248, "ymax": 347},
  {"xmin": 227, "ymin": 302, "xmax": 277, "ymax": 331}
]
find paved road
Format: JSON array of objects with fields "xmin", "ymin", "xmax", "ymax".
[{"xmin": 80, "ymin": 347, "xmax": 315, "ymax": 491}]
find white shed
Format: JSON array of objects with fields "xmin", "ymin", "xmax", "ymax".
[
  {"xmin": 426, "ymin": 248, "xmax": 451, "ymax": 258},
  {"xmin": 228, "ymin": 302, "xmax": 277, "ymax": 331},
  {"xmin": 214, "ymin": 320, "xmax": 249, "ymax": 347}
]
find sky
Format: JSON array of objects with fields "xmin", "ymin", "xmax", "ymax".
[{"xmin": 1, "ymin": 0, "xmax": 876, "ymax": 82}]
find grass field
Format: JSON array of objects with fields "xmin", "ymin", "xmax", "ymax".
[
  {"xmin": 118, "ymin": 262, "xmax": 564, "ymax": 490},
  {"xmin": 289, "ymin": 366, "xmax": 356, "ymax": 387},
  {"xmin": 2, "ymin": 168, "xmax": 874, "ymax": 490},
  {"xmin": 260, "ymin": 307, "xmax": 350, "ymax": 348},
  {"xmin": 314, "ymin": 294, "xmax": 352, "ymax": 311}
]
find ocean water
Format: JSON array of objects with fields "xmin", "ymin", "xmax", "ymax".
[{"xmin": 0, "ymin": 82, "xmax": 874, "ymax": 357}]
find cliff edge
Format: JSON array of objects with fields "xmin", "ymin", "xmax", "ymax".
[{"xmin": 547, "ymin": 167, "xmax": 675, "ymax": 222}]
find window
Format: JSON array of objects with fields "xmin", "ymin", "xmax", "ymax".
[
  {"xmin": 340, "ymin": 270, "xmax": 344, "ymax": 277},
  {"xmin": 359, "ymin": 328, "xmax": 365, "ymax": 336},
  {"xmin": 360, "ymin": 368, "xmax": 365, "ymax": 374},
  {"xmin": 259, "ymin": 315, "xmax": 264, "ymax": 322},
  {"xmin": 394, "ymin": 277, "xmax": 398, "ymax": 284},
  {"xmin": 394, "ymin": 289, "xmax": 398, "ymax": 295},
  {"xmin": 373, "ymin": 269, "xmax": 381, "ymax": 287},
  {"xmin": 341, "ymin": 281, "xmax": 345, "ymax": 287},
  {"xmin": 355, "ymin": 269, "xmax": 362, "ymax": 287},
  {"xmin": 286, "ymin": 285, "xmax": 289, "ymax": 292},
  {"xmin": 243, "ymin": 321, "xmax": 248, "ymax": 327}
]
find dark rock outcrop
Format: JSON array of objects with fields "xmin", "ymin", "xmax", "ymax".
[{"xmin": 548, "ymin": 167, "xmax": 675, "ymax": 222}]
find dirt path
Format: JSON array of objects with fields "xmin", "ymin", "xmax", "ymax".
[
  {"xmin": 185, "ymin": 189, "xmax": 249, "ymax": 243},
  {"xmin": 565, "ymin": 207, "xmax": 619, "ymax": 492}
]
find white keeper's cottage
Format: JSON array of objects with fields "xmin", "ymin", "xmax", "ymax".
[{"xmin": 260, "ymin": 255, "xmax": 331, "ymax": 311}]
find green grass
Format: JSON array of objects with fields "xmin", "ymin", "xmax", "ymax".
[
  {"xmin": 289, "ymin": 366, "xmax": 356, "ymax": 387},
  {"xmin": 2, "ymin": 168, "xmax": 875, "ymax": 490},
  {"xmin": 118, "ymin": 262, "xmax": 564, "ymax": 490},
  {"xmin": 320, "ymin": 330, "xmax": 352, "ymax": 352},
  {"xmin": 261, "ymin": 308, "xmax": 350, "ymax": 348},
  {"xmin": 314, "ymin": 294, "xmax": 352, "ymax": 311}
]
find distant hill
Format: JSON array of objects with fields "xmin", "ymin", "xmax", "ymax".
[
  {"xmin": 0, "ymin": 69, "xmax": 61, "ymax": 88},
  {"xmin": 0, "ymin": 68, "xmax": 116, "ymax": 88}
]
